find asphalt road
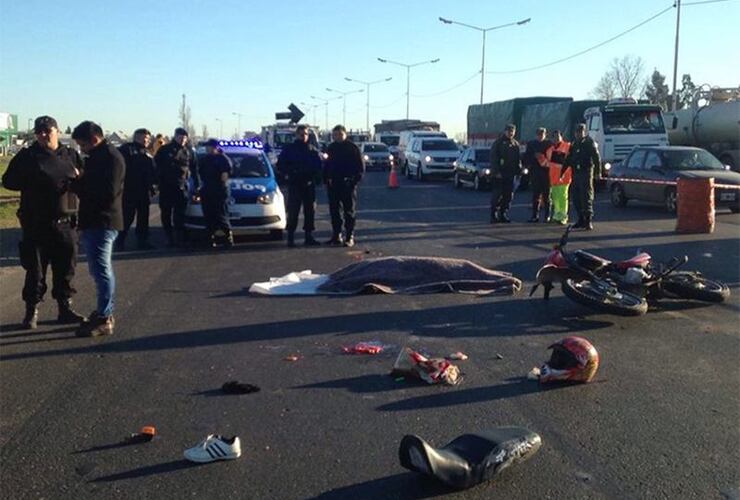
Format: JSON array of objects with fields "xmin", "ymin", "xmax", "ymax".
[{"xmin": 1, "ymin": 172, "xmax": 739, "ymax": 500}]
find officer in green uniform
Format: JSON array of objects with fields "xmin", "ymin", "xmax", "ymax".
[{"xmin": 562, "ymin": 123, "xmax": 603, "ymax": 230}]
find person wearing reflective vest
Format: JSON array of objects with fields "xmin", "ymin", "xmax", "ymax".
[{"xmin": 544, "ymin": 130, "xmax": 571, "ymax": 225}]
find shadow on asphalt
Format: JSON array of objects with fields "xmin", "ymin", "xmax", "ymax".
[
  {"xmin": 293, "ymin": 374, "xmax": 429, "ymax": 393},
  {"xmin": 0, "ymin": 297, "xmax": 616, "ymax": 362},
  {"xmin": 313, "ymin": 472, "xmax": 453, "ymax": 499},
  {"xmin": 90, "ymin": 460, "xmax": 199, "ymax": 483}
]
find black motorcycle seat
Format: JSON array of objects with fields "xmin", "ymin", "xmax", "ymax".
[
  {"xmin": 399, "ymin": 426, "xmax": 542, "ymax": 490},
  {"xmin": 575, "ymin": 249, "xmax": 611, "ymax": 269}
]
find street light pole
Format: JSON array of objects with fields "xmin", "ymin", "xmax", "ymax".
[
  {"xmin": 310, "ymin": 95, "xmax": 338, "ymax": 131},
  {"xmin": 377, "ymin": 57, "xmax": 440, "ymax": 119},
  {"xmin": 326, "ymin": 87, "xmax": 364, "ymax": 127},
  {"xmin": 232, "ymin": 112, "xmax": 244, "ymax": 139},
  {"xmin": 215, "ymin": 118, "xmax": 223, "ymax": 138},
  {"xmin": 439, "ymin": 16, "xmax": 531, "ymax": 104},
  {"xmin": 344, "ymin": 76, "xmax": 393, "ymax": 132},
  {"xmin": 671, "ymin": 0, "xmax": 682, "ymax": 111}
]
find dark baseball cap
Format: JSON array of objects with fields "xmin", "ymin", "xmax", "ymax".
[
  {"xmin": 174, "ymin": 127, "xmax": 189, "ymax": 137},
  {"xmin": 204, "ymin": 138, "xmax": 219, "ymax": 148},
  {"xmin": 34, "ymin": 115, "xmax": 58, "ymax": 133}
]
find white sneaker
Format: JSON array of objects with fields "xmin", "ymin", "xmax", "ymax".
[{"xmin": 184, "ymin": 434, "xmax": 242, "ymax": 463}]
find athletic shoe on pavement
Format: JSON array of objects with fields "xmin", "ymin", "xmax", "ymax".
[{"xmin": 184, "ymin": 435, "xmax": 241, "ymax": 463}]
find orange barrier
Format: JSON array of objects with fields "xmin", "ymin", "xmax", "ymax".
[
  {"xmin": 388, "ymin": 165, "xmax": 399, "ymax": 189},
  {"xmin": 676, "ymin": 178, "xmax": 714, "ymax": 234}
]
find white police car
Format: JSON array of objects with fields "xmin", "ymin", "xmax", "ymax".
[{"xmin": 184, "ymin": 139, "xmax": 286, "ymax": 239}]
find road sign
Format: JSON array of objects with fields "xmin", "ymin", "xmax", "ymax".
[
  {"xmin": 0, "ymin": 113, "xmax": 18, "ymax": 132},
  {"xmin": 275, "ymin": 104, "xmax": 304, "ymax": 123}
]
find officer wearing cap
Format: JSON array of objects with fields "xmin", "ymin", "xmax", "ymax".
[
  {"xmin": 154, "ymin": 127, "xmax": 197, "ymax": 246},
  {"xmin": 116, "ymin": 128, "xmax": 157, "ymax": 251},
  {"xmin": 198, "ymin": 139, "xmax": 234, "ymax": 248},
  {"xmin": 562, "ymin": 123, "xmax": 603, "ymax": 230},
  {"xmin": 2, "ymin": 115, "xmax": 86, "ymax": 329},
  {"xmin": 489, "ymin": 124, "xmax": 522, "ymax": 223}
]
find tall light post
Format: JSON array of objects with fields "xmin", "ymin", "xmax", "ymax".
[
  {"xmin": 325, "ymin": 87, "xmax": 364, "ymax": 127},
  {"xmin": 439, "ymin": 16, "xmax": 531, "ymax": 104},
  {"xmin": 671, "ymin": 0, "xmax": 682, "ymax": 111},
  {"xmin": 344, "ymin": 76, "xmax": 392, "ymax": 132},
  {"xmin": 377, "ymin": 57, "xmax": 439, "ymax": 119},
  {"xmin": 232, "ymin": 112, "xmax": 244, "ymax": 138},
  {"xmin": 310, "ymin": 95, "xmax": 341, "ymax": 131},
  {"xmin": 214, "ymin": 118, "xmax": 223, "ymax": 138},
  {"xmin": 300, "ymin": 101, "xmax": 320, "ymax": 126}
]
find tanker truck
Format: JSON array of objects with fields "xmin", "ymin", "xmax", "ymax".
[{"xmin": 664, "ymin": 86, "xmax": 740, "ymax": 171}]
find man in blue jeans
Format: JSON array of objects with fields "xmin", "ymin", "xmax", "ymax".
[{"xmin": 71, "ymin": 121, "xmax": 126, "ymax": 337}]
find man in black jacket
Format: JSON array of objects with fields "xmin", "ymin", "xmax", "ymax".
[
  {"xmin": 489, "ymin": 124, "xmax": 522, "ymax": 223},
  {"xmin": 524, "ymin": 127, "xmax": 552, "ymax": 223},
  {"xmin": 71, "ymin": 121, "xmax": 125, "ymax": 337},
  {"xmin": 155, "ymin": 127, "xmax": 196, "ymax": 246},
  {"xmin": 116, "ymin": 128, "xmax": 156, "ymax": 251},
  {"xmin": 1, "ymin": 115, "xmax": 86, "ymax": 329},
  {"xmin": 198, "ymin": 139, "xmax": 234, "ymax": 248},
  {"xmin": 277, "ymin": 125, "xmax": 322, "ymax": 247},
  {"xmin": 323, "ymin": 125, "xmax": 364, "ymax": 247},
  {"xmin": 563, "ymin": 123, "xmax": 603, "ymax": 230}
]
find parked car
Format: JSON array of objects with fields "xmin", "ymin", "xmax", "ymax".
[
  {"xmin": 405, "ymin": 137, "xmax": 459, "ymax": 181},
  {"xmin": 608, "ymin": 146, "xmax": 740, "ymax": 213},
  {"xmin": 453, "ymin": 147, "xmax": 492, "ymax": 190},
  {"xmin": 360, "ymin": 142, "xmax": 394, "ymax": 171},
  {"xmin": 185, "ymin": 140, "xmax": 286, "ymax": 239}
]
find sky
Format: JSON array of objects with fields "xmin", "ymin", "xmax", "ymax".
[{"xmin": 1, "ymin": 0, "xmax": 739, "ymax": 139}]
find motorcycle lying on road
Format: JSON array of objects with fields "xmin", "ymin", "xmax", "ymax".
[{"xmin": 530, "ymin": 226, "xmax": 730, "ymax": 316}]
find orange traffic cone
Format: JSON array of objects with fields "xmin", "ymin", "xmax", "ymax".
[{"xmin": 387, "ymin": 165, "xmax": 399, "ymax": 189}]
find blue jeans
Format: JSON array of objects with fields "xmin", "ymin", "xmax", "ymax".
[{"xmin": 80, "ymin": 229, "xmax": 118, "ymax": 317}]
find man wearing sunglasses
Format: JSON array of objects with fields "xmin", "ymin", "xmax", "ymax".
[{"xmin": 2, "ymin": 115, "xmax": 86, "ymax": 329}]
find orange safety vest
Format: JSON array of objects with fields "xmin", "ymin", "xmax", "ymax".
[{"xmin": 547, "ymin": 141, "xmax": 571, "ymax": 186}]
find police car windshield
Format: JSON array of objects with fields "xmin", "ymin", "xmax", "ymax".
[
  {"xmin": 226, "ymin": 152, "xmax": 271, "ymax": 178},
  {"xmin": 364, "ymin": 144, "xmax": 389, "ymax": 153},
  {"xmin": 661, "ymin": 150, "xmax": 725, "ymax": 171},
  {"xmin": 604, "ymin": 110, "xmax": 665, "ymax": 134},
  {"xmin": 423, "ymin": 139, "xmax": 457, "ymax": 151}
]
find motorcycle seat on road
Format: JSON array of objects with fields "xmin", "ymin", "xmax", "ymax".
[{"xmin": 614, "ymin": 252, "xmax": 651, "ymax": 270}]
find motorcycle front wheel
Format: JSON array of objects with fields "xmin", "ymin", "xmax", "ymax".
[
  {"xmin": 662, "ymin": 272, "xmax": 730, "ymax": 303},
  {"xmin": 562, "ymin": 279, "xmax": 648, "ymax": 316}
]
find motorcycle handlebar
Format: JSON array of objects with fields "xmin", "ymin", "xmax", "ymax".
[{"xmin": 557, "ymin": 225, "xmax": 572, "ymax": 249}]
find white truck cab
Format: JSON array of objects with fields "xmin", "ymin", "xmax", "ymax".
[{"xmin": 584, "ymin": 98, "xmax": 669, "ymax": 170}]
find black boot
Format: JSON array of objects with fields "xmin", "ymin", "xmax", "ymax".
[
  {"xmin": 22, "ymin": 303, "xmax": 38, "ymax": 330},
  {"xmin": 325, "ymin": 233, "xmax": 343, "ymax": 246},
  {"xmin": 584, "ymin": 217, "xmax": 594, "ymax": 231},
  {"xmin": 287, "ymin": 232, "xmax": 296, "ymax": 247},
  {"xmin": 527, "ymin": 210, "xmax": 539, "ymax": 223},
  {"xmin": 499, "ymin": 212, "xmax": 511, "ymax": 223},
  {"xmin": 573, "ymin": 217, "xmax": 585, "ymax": 229},
  {"xmin": 304, "ymin": 231, "xmax": 320, "ymax": 246},
  {"xmin": 490, "ymin": 212, "xmax": 500, "ymax": 224},
  {"xmin": 57, "ymin": 298, "xmax": 86, "ymax": 324},
  {"xmin": 343, "ymin": 233, "xmax": 355, "ymax": 247},
  {"xmin": 224, "ymin": 230, "xmax": 234, "ymax": 248}
]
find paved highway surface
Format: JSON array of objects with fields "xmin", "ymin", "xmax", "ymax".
[{"xmin": 1, "ymin": 172, "xmax": 738, "ymax": 499}]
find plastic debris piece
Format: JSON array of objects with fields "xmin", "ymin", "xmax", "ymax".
[
  {"xmin": 284, "ymin": 355, "xmax": 301, "ymax": 362},
  {"xmin": 495, "ymin": 353, "xmax": 504, "ymax": 360},
  {"xmin": 392, "ymin": 347, "xmax": 461, "ymax": 385},
  {"xmin": 527, "ymin": 367, "xmax": 541, "ymax": 380},
  {"xmin": 222, "ymin": 381, "xmax": 261, "ymax": 394},
  {"xmin": 394, "ymin": 377, "xmax": 405, "ymax": 382},
  {"xmin": 126, "ymin": 426, "xmax": 156, "ymax": 443},
  {"xmin": 447, "ymin": 352, "xmax": 468, "ymax": 361},
  {"xmin": 342, "ymin": 342, "xmax": 384, "ymax": 355}
]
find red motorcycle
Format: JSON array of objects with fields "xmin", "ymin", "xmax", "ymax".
[{"xmin": 530, "ymin": 226, "xmax": 730, "ymax": 316}]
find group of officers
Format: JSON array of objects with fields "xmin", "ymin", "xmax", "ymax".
[{"xmin": 489, "ymin": 122, "xmax": 604, "ymax": 230}]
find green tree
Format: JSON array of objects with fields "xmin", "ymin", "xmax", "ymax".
[{"xmin": 645, "ymin": 69, "xmax": 670, "ymax": 110}]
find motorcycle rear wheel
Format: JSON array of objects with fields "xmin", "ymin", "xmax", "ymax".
[
  {"xmin": 662, "ymin": 272, "xmax": 730, "ymax": 303},
  {"xmin": 563, "ymin": 279, "xmax": 648, "ymax": 316}
]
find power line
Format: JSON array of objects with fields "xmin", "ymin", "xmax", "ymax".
[
  {"xmin": 370, "ymin": 94, "xmax": 407, "ymax": 109},
  {"xmin": 410, "ymin": 71, "xmax": 481, "ymax": 98},
  {"xmin": 486, "ymin": 4, "xmax": 674, "ymax": 75},
  {"xmin": 683, "ymin": 0, "xmax": 734, "ymax": 5}
]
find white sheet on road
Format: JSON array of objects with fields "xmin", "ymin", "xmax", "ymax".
[{"xmin": 248, "ymin": 270, "xmax": 330, "ymax": 295}]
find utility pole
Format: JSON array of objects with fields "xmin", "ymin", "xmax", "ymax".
[{"xmin": 671, "ymin": 0, "xmax": 682, "ymax": 111}]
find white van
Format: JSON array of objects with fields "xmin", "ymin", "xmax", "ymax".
[
  {"xmin": 404, "ymin": 136, "xmax": 459, "ymax": 181},
  {"xmin": 398, "ymin": 130, "xmax": 447, "ymax": 173}
]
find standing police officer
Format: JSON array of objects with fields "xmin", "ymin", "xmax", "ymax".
[
  {"xmin": 489, "ymin": 124, "xmax": 522, "ymax": 223},
  {"xmin": 116, "ymin": 128, "xmax": 156, "ymax": 251},
  {"xmin": 277, "ymin": 125, "xmax": 322, "ymax": 247},
  {"xmin": 2, "ymin": 116, "xmax": 85, "ymax": 329},
  {"xmin": 198, "ymin": 139, "xmax": 234, "ymax": 248},
  {"xmin": 525, "ymin": 127, "xmax": 551, "ymax": 223},
  {"xmin": 563, "ymin": 123, "xmax": 603, "ymax": 230},
  {"xmin": 155, "ymin": 127, "xmax": 196, "ymax": 246},
  {"xmin": 324, "ymin": 125, "xmax": 364, "ymax": 247}
]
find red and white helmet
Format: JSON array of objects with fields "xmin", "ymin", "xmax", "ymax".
[{"xmin": 539, "ymin": 336, "xmax": 599, "ymax": 383}]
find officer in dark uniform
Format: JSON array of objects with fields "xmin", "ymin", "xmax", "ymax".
[
  {"xmin": 562, "ymin": 123, "xmax": 603, "ymax": 230},
  {"xmin": 277, "ymin": 125, "xmax": 322, "ymax": 247},
  {"xmin": 116, "ymin": 128, "xmax": 156, "ymax": 251},
  {"xmin": 324, "ymin": 124, "xmax": 364, "ymax": 247},
  {"xmin": 1, "ymin": 115, "xmax": 85, "ymax": 329},
  {"xmin": 154, "ymin": 127, "xmax": 196, "ymax": 246},
  {"xmin": 489, "ymin": 124, "xmax": 522, "ymax": 223},
  {"xmin": 198, "ymin": 139, "xmax": 234, "ymax": 248},
  {"xmin": 524, "ymin": 127, "xmax": 552, "ymax": 223}
]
